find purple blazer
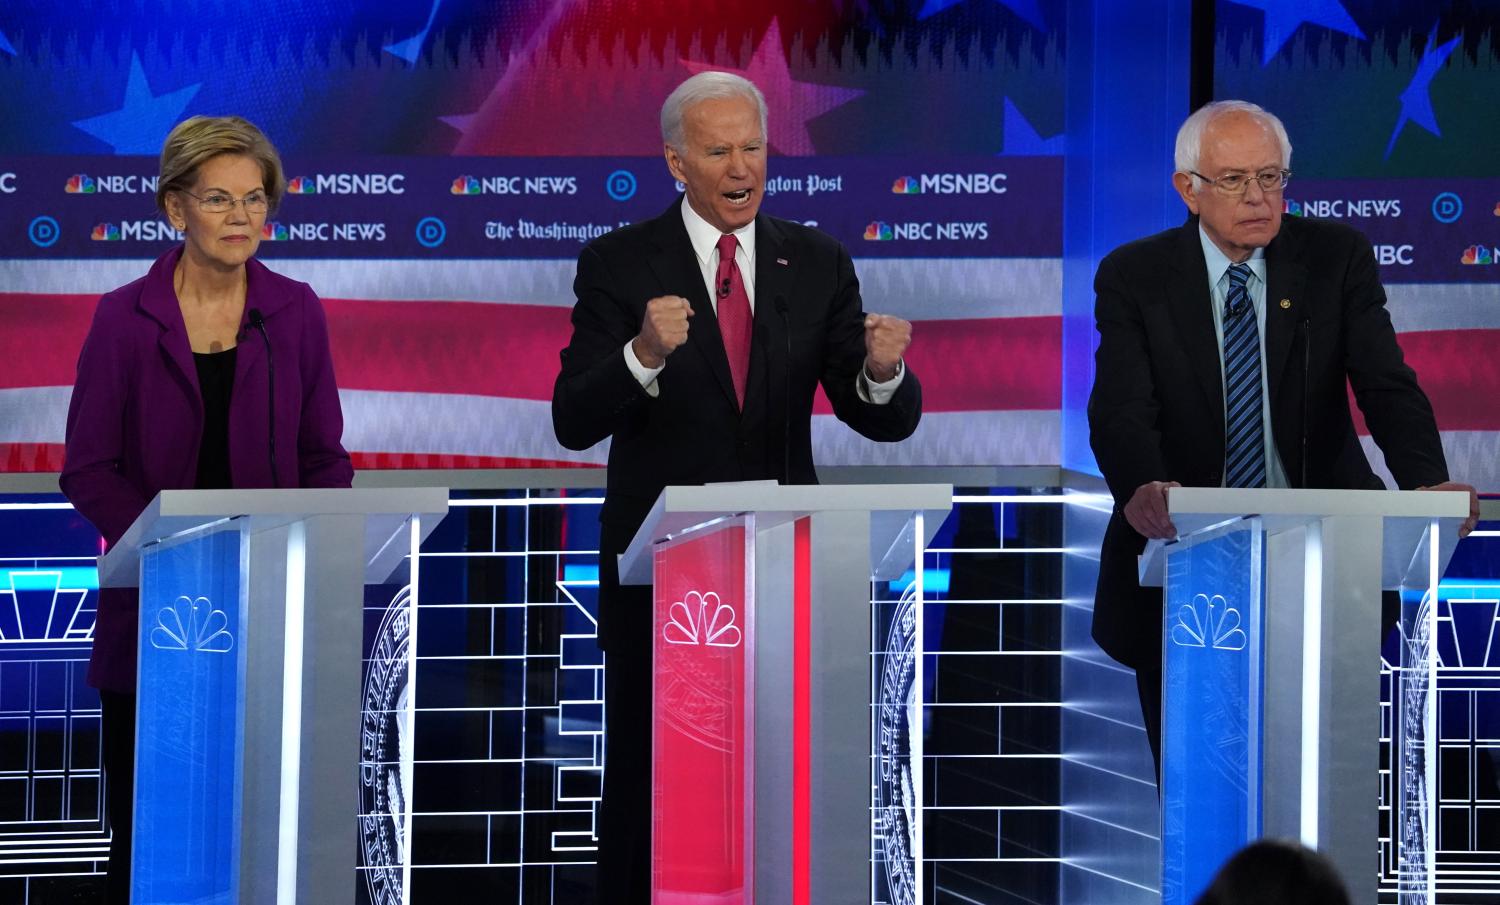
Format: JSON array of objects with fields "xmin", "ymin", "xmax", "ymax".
[{"xmin": 61, "ymin": 245, "xmax": 354, "ymax": 692}]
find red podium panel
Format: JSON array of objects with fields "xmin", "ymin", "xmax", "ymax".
[
  {"xmin": 652, "ymin": 521, "xmax": 753, "ymax": 904},
  {"xmin": 623, "ymin": 482, "xmax": 951, "ymax": 904}
]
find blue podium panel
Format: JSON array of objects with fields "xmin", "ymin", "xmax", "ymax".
[
  {"xmin": 1162, "ymin": 521, "xmax": 1264, "ymax": 905},
  {"xmin": 134, "ymin": 524, "xmax": 245, "ymax": 905}
]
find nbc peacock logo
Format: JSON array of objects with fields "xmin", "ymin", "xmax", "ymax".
[
  {"xmin": 1461, "ymin": 245, "xmax": 1496, "ymax": 265},
  {"xmin": 285, "ymin": 176, "xmax": 317, "ymax": 194},
  {"xmin": 65, "ymin": 174, "xmax": 97, "ymax": 194},
  {"xmin": 1170, "ymin": 593, "xmax": 1247, "ymax": 651},
  {"xmin": 261, "ymin": 222, "xmax": 289, "ymax": 241},
  {"xmin": 662, "ymin": 590, "xmax": 742, "ymax": 648},
  {"xmin": 1283, "ymin": 198, "xmax": 1303, "ymax": 217},
  {"xmin": 149, "ymin": 595, "xmax": 234, "ymax": 653},
  {"xmin": 891, "ymin": 176, "xmax": 921, "ymax": 194},
  {"xmin": 450, "ymin": 176, "xmax": 481, "ymax": 195},
  {"xmin": 90, "ymin": 223, "xmax": 121, "ymax": 241},
  {"xmin": 864, "ymin": 221, "xmax": 894, "ymax": 241}
]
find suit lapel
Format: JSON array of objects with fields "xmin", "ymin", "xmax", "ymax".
[
  {"xmin": 646, "ymin": 201, "xmax": 737, "ymax": 409},
  {"xmin": 1263, "ymin": 224, "xmax": 1307, "ymax": 413},
  {"xmin": 745, "ymin": 216, "xmax": 796, "ymax": 420},
  {"xmin": 138, "ymin": 247, "xmax": 199, "ymax": 399},
  {"xmin": 1167, "ymin": 221, "xmax": 1224, "ymax": 429}
]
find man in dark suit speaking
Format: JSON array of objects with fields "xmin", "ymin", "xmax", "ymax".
[
  {"xmin": 552, "ymin": 71, "xmax": 921, "ymax": 902},
  {"xmin": 1087, "ymin": 100, "xmax": 1479, "ymax": 770}
]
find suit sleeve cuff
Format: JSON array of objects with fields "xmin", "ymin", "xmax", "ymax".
[
  {"xmin": 623, "ymin": 340, "xmax": 664, "ymax": 398},
  {"xmin": 857, "ymin": 360, "xmax": 905, "ymax": 405}
]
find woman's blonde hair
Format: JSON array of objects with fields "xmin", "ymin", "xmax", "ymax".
[{"xmin": 156, "ymin": 115, "xmax": 286, "ymax": 214}]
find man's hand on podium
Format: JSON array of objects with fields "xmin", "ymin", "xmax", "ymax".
[
  {"xmin": 1125, "ymin": 480, "xmax": 1180, "ymax": 540},
  {"xmin": 1417, "ymin": 481, "xmax": 1480, "ymax": 538}
]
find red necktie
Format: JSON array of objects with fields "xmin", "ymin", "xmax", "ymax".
[{"xmin": 715, "ymin": 233, "xmax": 752, "ymax": 408}]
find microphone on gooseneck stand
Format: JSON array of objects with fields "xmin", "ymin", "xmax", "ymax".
[
  {"xmin": 1299, "ymin": 316, "xmax": 1311, "ymax": 490},
  {"xmin": 774, "ymin": 295, "xmax": 791, "ymax": 485},
  {"xmin": 718, "ymin": 276, "xmax": 732, "ymax": 299},
  {"xmin": 248, "ymin": 308, "xmax": 279, "ymax": 489}
]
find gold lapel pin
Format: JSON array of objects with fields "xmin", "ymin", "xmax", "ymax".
[{"xmin": 1279, "ymin": 298, "xmax": 1292, "ymax": 309}]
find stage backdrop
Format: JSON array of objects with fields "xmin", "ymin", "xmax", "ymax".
[
  {"xmin": 0, "ymin": 1, "xmax": 1493, "ymax": 482},
  {"xmin": 0, "ymin": 0, "xmax": 1068, "ymax": 472},
  {"xmin": 1210, "ymin": 0, "xmax": 1500, "ymax": 490}
]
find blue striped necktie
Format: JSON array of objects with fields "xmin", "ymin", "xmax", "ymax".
[{"xmin": 1223, "ymin": 263, "xmax": 1266, "ymax": 488}]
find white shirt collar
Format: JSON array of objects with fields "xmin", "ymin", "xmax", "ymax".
[
  {"xmin": 681, "ymin": 196, "xmax": 756, "ymax": 267},
  {"xmin": 1198, "ymin": 222, "xmax": 1266, "ymax": 289}
]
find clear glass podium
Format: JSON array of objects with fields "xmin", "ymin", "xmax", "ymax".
[
  {"xmin": 617, "ymin": 481, "xmax": 953, "ymax": 905},
  {"xmin": 1138, "ymin": 487, "xmax": 1470, "ymax": 905},
  {"xmin": 97, "ymin": 487, "xmax": 448, "ymax": 905}
]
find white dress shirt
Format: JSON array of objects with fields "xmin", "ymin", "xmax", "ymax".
[{"xmin": 623, "ymin": 199, "xmax": 903, "ymax": 403}]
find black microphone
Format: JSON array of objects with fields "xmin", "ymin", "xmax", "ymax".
[
  {"xmin": 248, "ymin": 308, "xmax": 279, "ymax": 488},
  {"xmin": 1299, "ymin": 315, "xmax": 1311, "ymax": 489},
  {"xmin": 718, "ymin": 276, "xmax": 732, "ymax": 299},
  {"xmin": 774, "ymin": 295, "xmax": 792, "ymax": 485}
]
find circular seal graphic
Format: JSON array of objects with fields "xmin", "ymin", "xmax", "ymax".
[
  {"xmin": 414, "ymin": 216, "xmax": 446, "ymax": 248},
  {"xmin": 28, "ymin": 216, "xmax": 60, "ymax": 248},
  {"xmin": 1431, "ymin": 192, "xmax": 1463, "ymax": 224},
  {"xmin": 605, "ymin": 169, "xmax": 637, "ymax": 202},
  {"xmin": 360, "ymin": 585, "xmax": 413, "ymax": 905},
  {"xmin": 874, "ymin": 586, "xmax": 919, "ymax": 905}
]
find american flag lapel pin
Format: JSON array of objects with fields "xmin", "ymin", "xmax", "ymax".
[{"xmin": 776, "ymin": 257, "xmax": 788, "ymax": 266}]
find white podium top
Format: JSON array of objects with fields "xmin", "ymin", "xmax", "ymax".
[
  {"xmin": 98, "ymin": 487, "xmax": 450, "ymax": 588},
  {"xmin": 1139, "ymin": 487, "xmax": 1469, "ymax": 587},
  {"xmin": 618, "ymin": 481, "xmax": 953, "ymax": 585}
]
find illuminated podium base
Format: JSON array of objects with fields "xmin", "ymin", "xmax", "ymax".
[
  {"xmin": 1140, "ymin": 487, "xmax": 1469, "ymax": 905},
  {"xmin": 619, "ymin": 482, "xmax": 952, "ymax": 905},
  {"xmin": 97, "ymin": 488, "xmax": 448, "ymax": 905}
]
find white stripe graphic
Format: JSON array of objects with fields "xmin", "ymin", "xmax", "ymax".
[{"xmin": 0, "ymin": 258, "xmax": 1062, "ymax": 319}]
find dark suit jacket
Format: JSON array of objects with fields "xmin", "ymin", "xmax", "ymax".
[
  {"xmin": 552, "ymin": 198, "xmax": 922, "ymax": 646},
  {"xmin": 1088, "ymin": 215, "xmax": 1448, "ymax": 670}
]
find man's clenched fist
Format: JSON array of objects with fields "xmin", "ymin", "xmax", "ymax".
[
  {"xmin": 863, "ymin": 313, "xmax": 911, "ymax": 382},
  {"xmin": 633, "ymin": 296, "xmax": 694, "ymax": 369}
]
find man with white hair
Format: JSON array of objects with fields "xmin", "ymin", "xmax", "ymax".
[
  {"xmin": 552, "ymin": 71, "xmax": 922, "ymax": 901},
  {"xmin": 1087, "ymin": 100, "xmax": 1479, "ymax": 772}
]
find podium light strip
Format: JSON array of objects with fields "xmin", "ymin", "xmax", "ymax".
[
  {"xmin": 403, "ymin": 513, "xmax": 420, "ymax": 905},
  {"xmin": 1425, "ymin": 519, "xmax": 1439, "ymax": 899},
  {"xmin": 278, "ymin": 520, "xmax": 307, "ymax": 905},
  {"xmin": 794, "ymin": 516, "xmax": 811, "ymax": 905},
  {"xmin": 913, "ymin": 510, "xmax": 925, "ymax": 905},
  {"xmin": 1300, "ymin": 520, "xmax": 1322, "ymax": 847}
]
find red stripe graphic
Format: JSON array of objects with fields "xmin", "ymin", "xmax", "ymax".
[
  {"xmin": 793, "ymin": 516, "xmax": 812, "ymax": 905},
  {"xmin": 0, "ymin": 443, "xmax": 597, "ymax": 475},
  {"xmin": 0, "ymin": 294, "xmax": 98, "ymax": 388},
  {"xmin": 4, "ymin": 290, "xmax": 1495, "ymax": 429}
]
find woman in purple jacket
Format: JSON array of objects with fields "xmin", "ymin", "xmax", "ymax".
[{"xmin": 60, "ymin": 115, "xmax": 353, "ymax": 903}]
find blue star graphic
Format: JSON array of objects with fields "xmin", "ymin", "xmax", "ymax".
[
  {"xmin": 918, "ymin": 0, "xmax": 1047, "ymax": 31},
  {"xmin": 999, "ymin": 98, "xmax": 1064, "ymax": 155},
  {"xmin": 0, "ymin": 31, "xmax": 15, "ymax": 56},
  {"xmin": 384, "ymin": 0, "xmax": 445, "ymax": 64},
  {"xmin": 1228, "ymin": 0, "xmax": 1365, "ymax": 65},
  {"xmin": 1385, "ymin": 29, "xmax": 1460, "ymax": 159},
  {"xmin": 72, "ymin": 54, "xmax": 200, "ymax": 154}
]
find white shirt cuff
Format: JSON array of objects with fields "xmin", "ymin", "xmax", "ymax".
[
  {"xmin": 857, "ymin": 360, "xmax": 904, "ymax": 405},
  {"xmin": 624, "ymin": 340, "xmax": 664, "ymax": 397}
]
